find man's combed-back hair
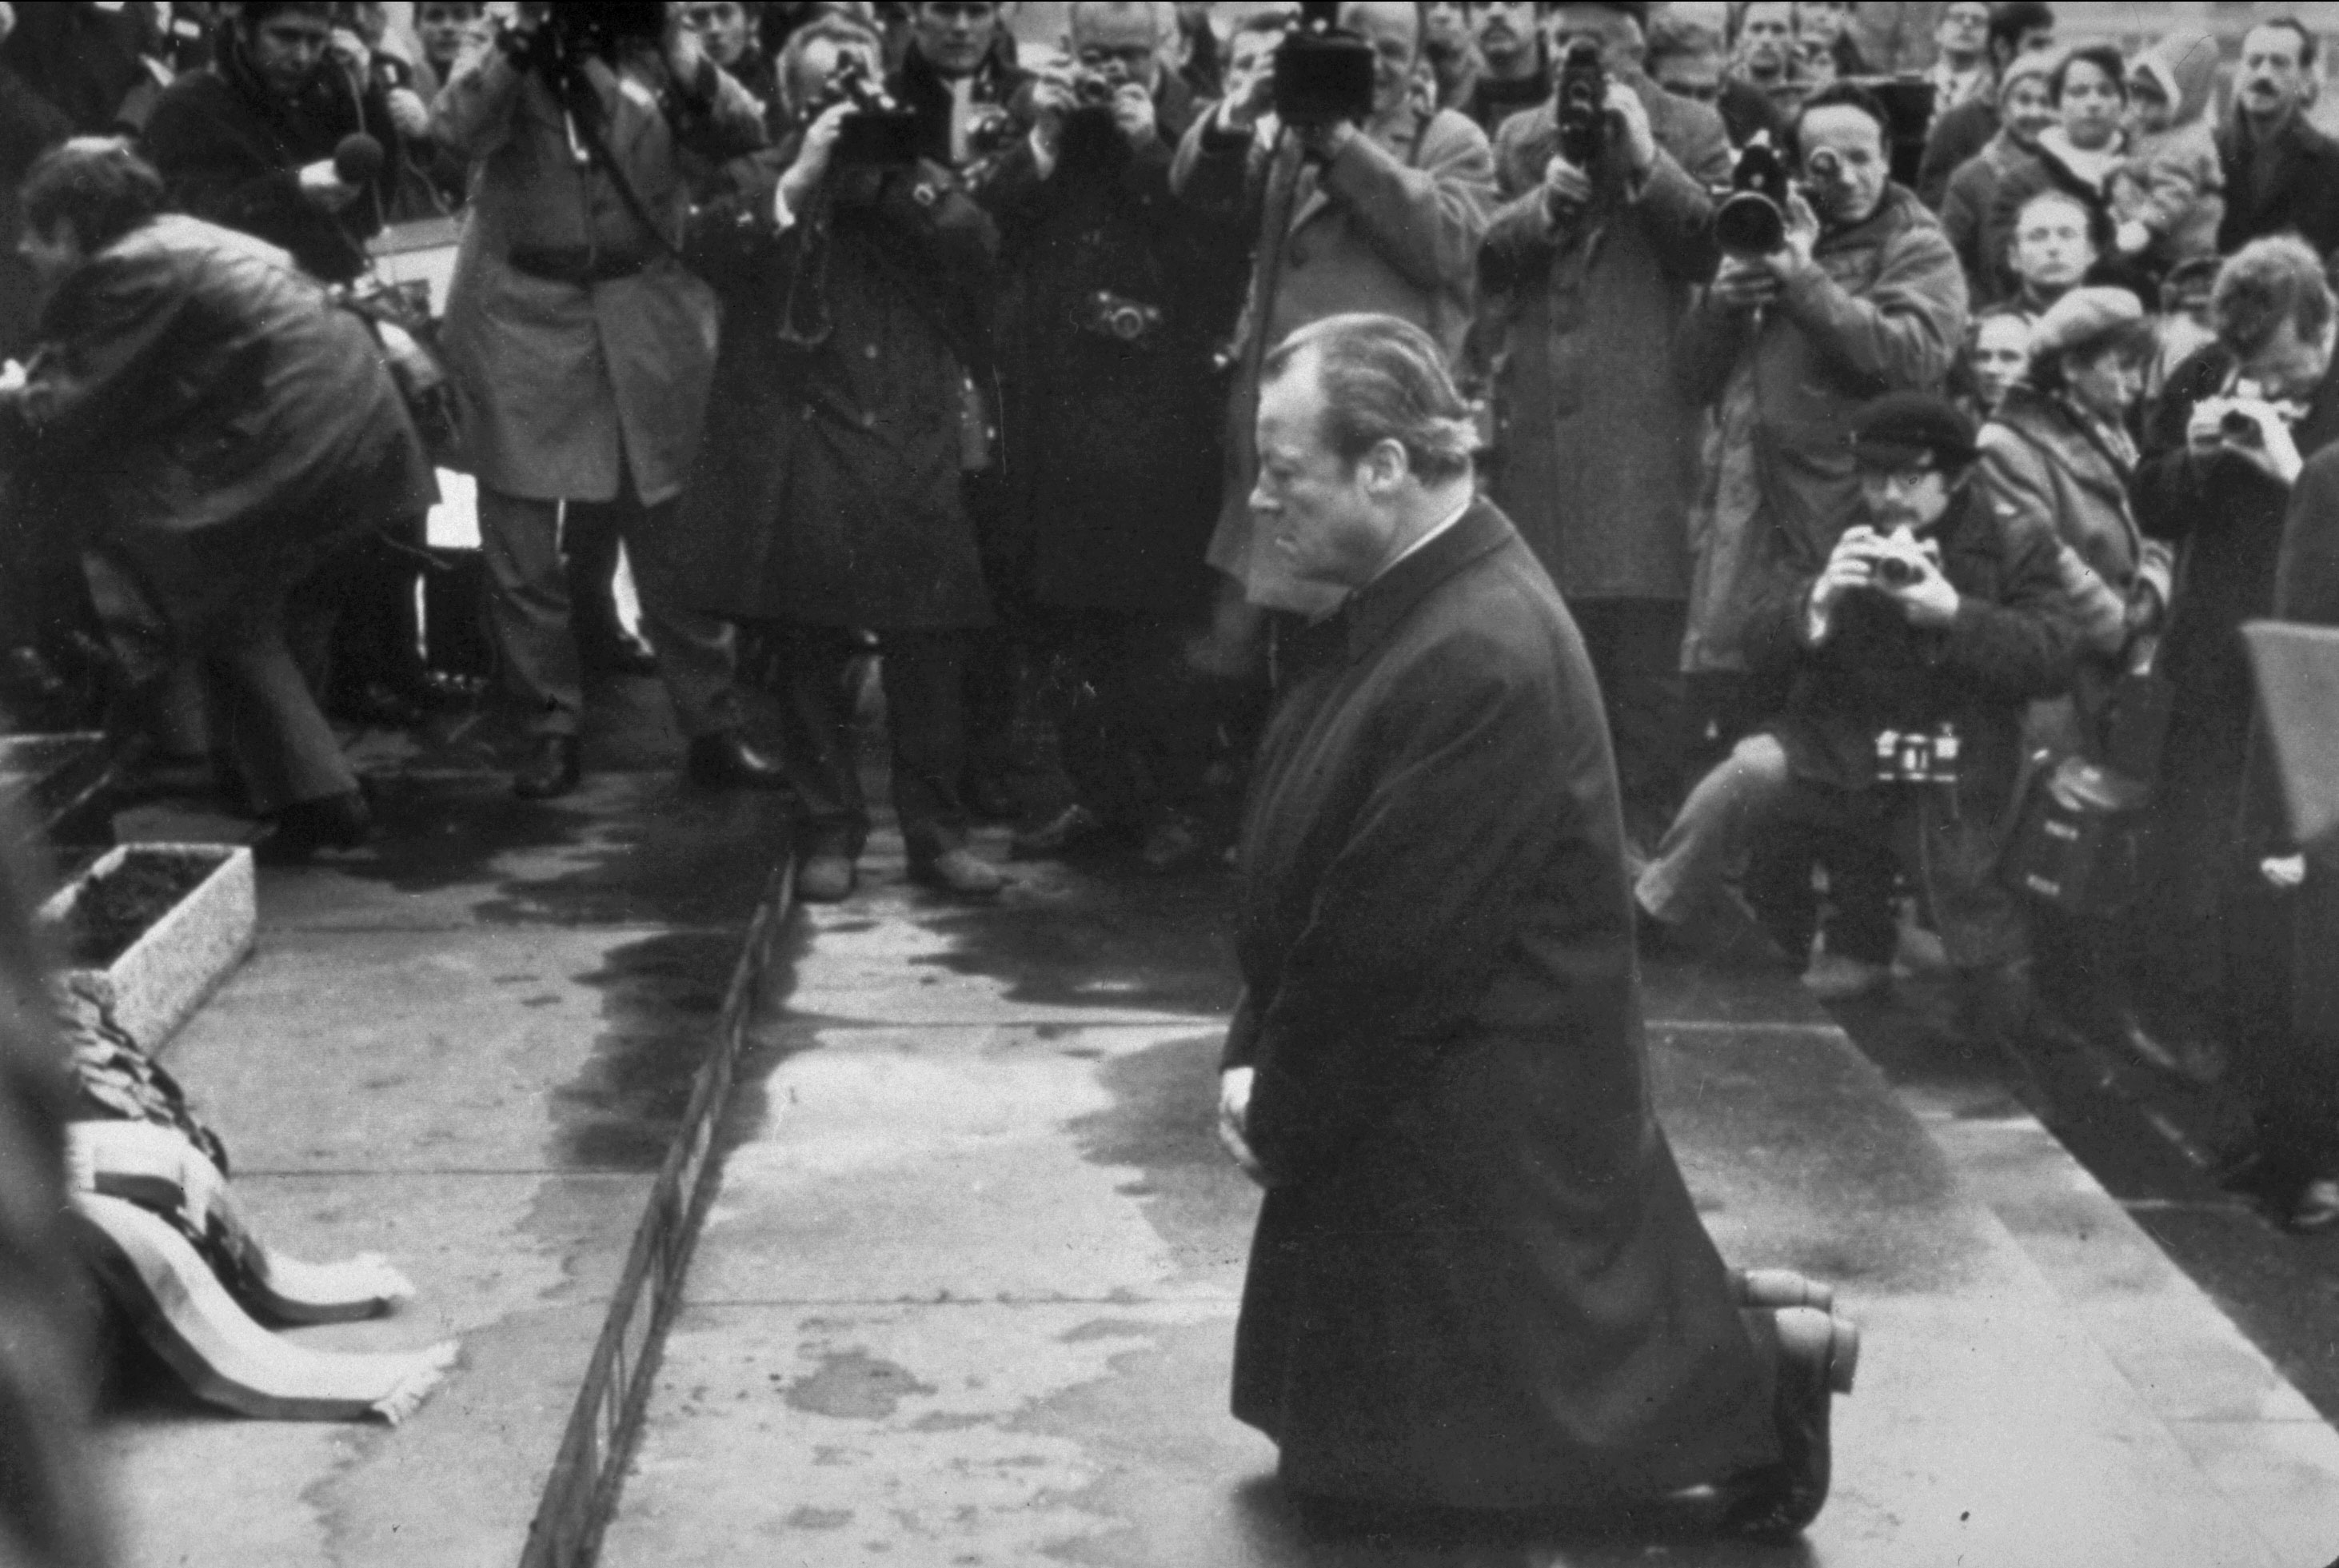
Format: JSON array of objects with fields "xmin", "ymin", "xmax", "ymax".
[
  {"xmin": 20, "ymin": 138, "xmax": 165, "ymax": 252},
  {"xmin": 1263, "ymin": 313, "xmax": 1478, "ymax": 482},
  {"xmin": 2213, "ymin": 237, "xmax": 2335, "ymax": 359}
]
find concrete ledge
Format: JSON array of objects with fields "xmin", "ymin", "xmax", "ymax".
[
  {"xmin": 42, "ymin": 844, "xmax": 256, "ymax": 1053},
  {"xmin": 521, "ymin": 855, "xmax": 796, "ymax": 1568}
]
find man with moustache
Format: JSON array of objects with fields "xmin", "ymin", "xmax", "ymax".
[
  {"xmin": 2217, "ymin": 17, "xmax": 2339, "ymax": 258},
  {"xmin": 1451, "ymin": 0, "xmax": 1546, "ymax": 134},
  {"xmin": 1171, "ymin": 0, "xmax": 1495, "ymax": 637}
]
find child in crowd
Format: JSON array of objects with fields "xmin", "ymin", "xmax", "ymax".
[{"xmin": 2109, "ymin": 30, "xmax": 2225, "ymax": 280}]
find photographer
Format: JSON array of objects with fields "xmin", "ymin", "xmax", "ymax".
[
  {"xmin": 140, "ymin": 0, "xmax": 405, "ymax": 284},
  {"xmin": 1171, "ymin": 0, "xmax": 1495, "ymax": 623},
  {"xmin": 432, "ymin": 1, "xmax": 780, "ymax": 803},
  {"xmin": 980, "ymin": 2, "xmax": 1248, "ymax": 872},
  {"xmin": 1477, "ymin": 0, "xmax": 1728, "ymax": 853},
  {"xmin": 1636, "ymin": 393, "xmax": 2078, "ymax": 1053},
  {"xmin": 1676, "ymin": 82, "xmax": 1968, "ymax": 694},
  {"xmin": 675, "ymin": 16, "xmax": 1004, "ymax": 903},
  {"xmin": 2132, "ymin": 237, "xmax": 2339, "ymax": 1078}
]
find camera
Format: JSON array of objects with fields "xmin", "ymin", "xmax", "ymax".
[
  {"xmin": 820, "ymin": 54, "xmax": 921, "ymax": 166},
  {"xmin": 1073, "ymin": 72, "xmax": 1118, "ymax": 108},
  {"xmin": 1715, "ymin": 132, "xmax": 1794, "ymax": 258},
  {"xmin": 507, "ymin": 2, "xmax": 666, "ymax": 74},
  {"xmin": 1854, "ymin": 526, "xmax": 1938, "ymax": 589},
  {"xmin": 1874, "ymin": 724, "xmax": 1962, "ymax": 788},
  {"xmin": 1274, "ymin": 0, "xmax": 1376, "ymax": 129},
  {"xmin": 1555, "ymin": 38, "xmax": 1607, "ymax": 170}
]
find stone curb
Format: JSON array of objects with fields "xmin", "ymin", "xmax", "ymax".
[{"xmin": 519, "ymin": 852, "xmax": 796, "ymax": 1568}]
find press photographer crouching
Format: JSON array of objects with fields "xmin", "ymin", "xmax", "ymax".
[
  {"xmin": 1635, "ymin": 393, "xmax": 2079, "ymax": 1058},
  {"xmin": 675, "ymin": 16, "xmax": 1004, "ymax": 904},
  {"xmin": 0, "ymin": 140, "xmax": 437, "ymax": 860}
]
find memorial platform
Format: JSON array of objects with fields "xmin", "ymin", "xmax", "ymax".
[
  {"xmin": 86, "ymin": 686, "xmax": 796, "ymax": 1568},
  {"xmin": 599, "ymin": 812, "xmax": 2339, "ymax": 1568}
]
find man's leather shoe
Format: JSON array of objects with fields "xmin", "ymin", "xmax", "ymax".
[
  {"xmin": 796, "ymin": 852, "xmax": 856, "ymax": 904},
  {"xmin": 514, "ymin": 736, "xmax": 583, "ymax": 800},
  {"xmin": 1012, "ymin": 804, "xmax": 1111, "ymax": 860},
  {"xmin": 1723, "ymin": 1306, "xmax": 1858, "ymax": 1541},
  {"xmin": 908, "ymin": 846, "xmax": 1005, "ymax": 899},
  {"xmin": 686, "ymin": 732, "xmax": 788, "ymax": 791},
  {"xmin": 259, "ymin": 790, "xmax": 374, "ymax": 864}
]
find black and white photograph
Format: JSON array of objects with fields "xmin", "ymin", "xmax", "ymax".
[{"xmin": 6, "ymin": 2, "xmax": 2339, "ymax": 1565}]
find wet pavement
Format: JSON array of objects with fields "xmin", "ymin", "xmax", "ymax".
[
  {"xmin": 86, "ymin": 688, "xmax": 794, "ymax": 1568},
  {"xmin": 600, "ymin": 817, "xmax": 2339, "ymax": 1568}
]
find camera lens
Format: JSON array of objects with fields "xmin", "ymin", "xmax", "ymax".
[
  {"xmin": 1874, "ymin": 556, "xmax": 1919, "ymax": 588},
  {"xmin": 2221, "ymin": 409, "xmax": 2266, "ymax": 448}
]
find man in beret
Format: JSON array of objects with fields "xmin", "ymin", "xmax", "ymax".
[{"xmin": 1636, "ymin": 390, "xmax": 2081, "ymax": 1052}]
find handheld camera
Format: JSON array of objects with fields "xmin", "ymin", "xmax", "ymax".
[{"xmin": 1274, "ymin": 0, "xmax": 1375, "ymax": 128}]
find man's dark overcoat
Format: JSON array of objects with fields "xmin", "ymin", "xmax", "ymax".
[
  {"xmin": 1223, "ymin": 499, "xmax": 1780, "ymax": 1509},
  {"xmin": 141, "ymin": 42, "xmax": 405, "ymax": 284},
  {"xmin": 984, "ymin": 73, "xmax": 1244, "ymax": 620},
  {"xmin": 673, "ymin": 144, "xmax": 997, "ymax": 630}
]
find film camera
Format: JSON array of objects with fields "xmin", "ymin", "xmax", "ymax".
[
  {"xmin": 2198, "ymin": 393, "xmax": 2303, "ymax": 452},
  {"xmin": 1874, "ymin": 724, "xmax": 1962, "ymax": 788},
  {"xmin": 503, "ymin": 2, "xmax": 667, "ymax": 74},
  {"xmin": 1555, "ymin": 39, "xmax": 1607, "ymax": 170},
  {"xmin": 1845, "ymin": 525, "xmax": 1941, "ymax": 590},
  {"xmin": 1274, "ymin": 0, "xmax": 1376, "ymax": 129},
  {"xmin": 1714, "ymin": 134, "xmax": 1839, "ymax": 259},
  {"xmin": 820, "ymin": 54, "xmax": 921, "ymax": 166}
]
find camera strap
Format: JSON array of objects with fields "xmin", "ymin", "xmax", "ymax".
[{"xmin": 561, "ymin": 64, "xmax": 689, "ymax": 269}]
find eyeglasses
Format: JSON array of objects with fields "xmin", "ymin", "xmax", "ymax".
[
  {"xmin": 1076, "ymin": 45, "xmax": 1157, "ymax": 71},
  {"xmin": 1660, "ymin": 79, "xmax": 1722, "ymax": 103}
]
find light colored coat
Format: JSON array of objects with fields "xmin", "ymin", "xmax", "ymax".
[
  {"xmin": 1479, "ymin": 72, "xmax": 1732, "ymax": 603},
  {"xmin": 432, "ymin": 42, "xmax": 765, "ymax": 506},
  {"xmin": 1172, "ymin": 102, "xmax": 1496, "ymax": 610}
]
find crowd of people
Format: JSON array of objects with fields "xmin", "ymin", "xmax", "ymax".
[{"xmin": 6, "ymin": 2, "xmax": 2339, "ymax": 1221}]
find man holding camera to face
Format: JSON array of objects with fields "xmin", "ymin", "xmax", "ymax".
[
  {"xmin": 2133, "ymin": 237, "xmax": 2339, "ymax": 1074},
  {"xmin": 1478, "ymin": 0, "xmax": 1729, "ymax": 854},
  {"xmin": 432, "ymin": 1, "xmax": 780, "ymax": 803},
  {"xmin": 1675, "ymin": 82, "xmax": 1969, "ymax": 708},
  {"xmin": 1636, "ymin": 393, "xmax": 2077, "ymax": 1054},
  {"xmin": 1171, "ymin": 0, "xmax": 1496, "ymax": 631},
  {"xmin": 675, "ymin": 14, "xmax": 1006, "ymax": 903},
  {"xmin": 978, "ymin": 2, "xmax": 1247, "ymax": 870}
]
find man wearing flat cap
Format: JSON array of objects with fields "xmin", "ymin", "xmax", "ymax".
[{"xmin": 1637, "ymin": 389, "xmax": 2081, "ymax": 1051}]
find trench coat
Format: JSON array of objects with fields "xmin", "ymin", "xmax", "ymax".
[
  {"xmin": 431, "ymin": 41, "xmax": 767, "ymax": 507},
  {"xmin": 1479, "ymin": 72, "xmax": 1730, "ymax": 604},
  {"xmin": 986, "ymin": 75, "xmax": 1246, "ymax": 618},
  {"xmin": 672, "ymin": 146, "xmax": 997, "ymax": 631},
  {"xmin": 0, "ymin": 216, "xmax": 436, "ymax": 664},
  {"xmin": 1676, "ymin": 184, "xmax": 1967, "ymax": 673},
  {"xmin": 1225, "ymin": 499, "xmax": 1779, "ymax": 1508},
  {"xmin": 1172, "ymin": 102, "xmax": 1495, "ymax": 610}
]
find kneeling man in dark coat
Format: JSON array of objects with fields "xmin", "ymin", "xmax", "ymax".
[{"xmin": 1215, "ymin": 313, "xmax": 1859, "ymax": 1539}]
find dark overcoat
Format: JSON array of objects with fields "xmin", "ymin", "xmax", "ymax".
[
  {"xmin": 1224, "ymin": 500, "xmax": 1779, "ymax": 1509},
  {"xmin": 985, "ymin": 74, "xmax": 1245, "ymax": 619},
  {"xmin": 142, "ymin": 46, "xmax": 405, "ymax": 285},
  {"xmin": 0, "ymin": 216, "xmax": 435, "ymax": 671},
  {"xmin": 673, "ymin": 146, "xmax": 997, "ymax": 630}
]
